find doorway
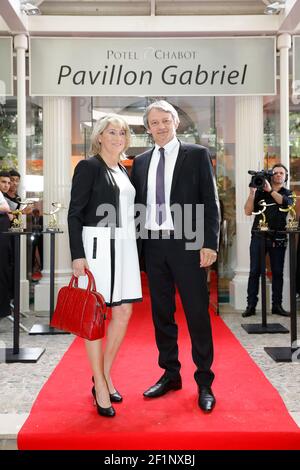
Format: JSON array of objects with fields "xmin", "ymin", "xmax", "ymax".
[{"xmin": 71, "ymin": 96, "xmax": 236, "ymax": 306}]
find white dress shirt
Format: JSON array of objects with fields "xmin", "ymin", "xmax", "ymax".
[
  {"xmin": 145, "ymin": 136, "xmax": 179, "ymax": 230},
  {"xmin": 0, "ymin": 191, "xmax": 10, "ymax": 213}
]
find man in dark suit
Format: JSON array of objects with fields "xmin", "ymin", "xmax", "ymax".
[{"xmin": 131, "ymin": 100, "xmax": 220, "ymax": 412}]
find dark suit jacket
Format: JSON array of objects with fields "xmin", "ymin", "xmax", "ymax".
[
  {"xmin": 131, "ymin": 141, "xmax": 220, "ymax": 252},
  {"xmin": 68, "ymin": 155, "xmax": 127, "ymax": 261}
]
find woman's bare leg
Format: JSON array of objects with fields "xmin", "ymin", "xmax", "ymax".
[
  {"xmin": 104, "ymin": 303, "xmax": 132, "ymax": 393},
  {"xmin": 85, "ymin": 338, "xmax": 111, "ymax": 408}
]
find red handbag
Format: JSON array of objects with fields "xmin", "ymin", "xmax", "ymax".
[{"xmin": 50, "ymin": 269, "xmax": 107, "ymax": 340}]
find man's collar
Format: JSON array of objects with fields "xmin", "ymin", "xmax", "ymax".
[
  {"xmin": 155, "ymin": 136, "xmax": 179, "ymax": 154},
  {"xmin": 272, "ymin": 184, "xmax": 284, "ymax": 192},
  {"xmin": 5, "ymin": 192, "xmax": 19, "ymax": 201}
]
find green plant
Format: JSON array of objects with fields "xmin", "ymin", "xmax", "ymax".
[{"xmin": 0, "ymin": 103, "xmax": 17, "ymax": 169}]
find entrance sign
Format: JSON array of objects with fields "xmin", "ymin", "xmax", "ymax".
[
  {"xmin": 0, "ymin": 38, "xmax": 13, "ymax": 96},
  {"xmin": 30, "ymin": 37, "xmax": 276, "ymax": 96}
]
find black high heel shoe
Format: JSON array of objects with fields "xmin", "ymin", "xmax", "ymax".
[
  {"xmin": 92, "ymin": 376, "xmax": 123, "ymax": 403},
  {"xmin": 109, "ymin": 390, "xmax": 123, "ymax": 403},
  {"xmin": 91, "ymin": 386, "xmax": 115, "ymax": 417}
]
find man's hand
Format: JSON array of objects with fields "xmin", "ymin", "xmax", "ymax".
[
  {"xmin": 264, "ymin": 180, "xmax": 272, "ymax": 193},
  {"xmin": 22, "ymin": 206, "xmax": 33, "ymax": 215},
  {"xmin": 244, "ymin": 187, "xmax": 257, "ymax": 215},
  {"xmin": 200, "ymin": 248, "xmax": 217, "ymax": 268},
  {"xmin": 72, "ymin": 258, "xmax": 89, "ymax": 277}
]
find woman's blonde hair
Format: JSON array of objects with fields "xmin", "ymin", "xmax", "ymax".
[{"xmin": 89, "ymin": 114, "xmax": 131, "ymax": 158}]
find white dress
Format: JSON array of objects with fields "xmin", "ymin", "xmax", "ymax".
[{"xmin": 79, "ymin": 165, "xmax": 142, "ymax": 306}]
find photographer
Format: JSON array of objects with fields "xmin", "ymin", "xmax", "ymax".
[{"xmin": 242, "ymin": 163, "xmax": 293, "ymax": 318}]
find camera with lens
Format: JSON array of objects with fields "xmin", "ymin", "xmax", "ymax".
[{"xmin": 248, "ymin": 169, "xmax": 274, "ymax": 190}]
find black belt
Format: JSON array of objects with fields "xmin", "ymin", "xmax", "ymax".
[{"xmin": 147, "ymin": 229, "xmax": 175, "ymax": 239}]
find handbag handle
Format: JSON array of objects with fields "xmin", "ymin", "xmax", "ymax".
[{"xmin": 71, "ymin": 268, "xmax": 96, "ymax": 292}]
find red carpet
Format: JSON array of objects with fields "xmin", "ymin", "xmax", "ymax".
[{"xmin": 18, "ymin": 276, "xmax": 300, "ymax": 450}]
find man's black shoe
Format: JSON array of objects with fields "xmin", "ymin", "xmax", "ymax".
[
  {"xmin": 242, "ymin": 306, "xmax": 256, "ymax": 318},
  {"xmin": 143, "ymin": 375, "xmax": 182, "ymax": 398},
  {"xmin": 198, "ymin": 386, "xmax": 216, "ymax": 413},
  {"xmin": 272, "ymin": 304, "xmax": 290, "ymax": 317}
]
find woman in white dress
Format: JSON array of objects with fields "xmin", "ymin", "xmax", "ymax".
[{"xmin": 68, "ymin": 115, "xmax": 142, "ymax": 417}]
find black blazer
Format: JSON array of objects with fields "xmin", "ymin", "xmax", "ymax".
[
  {"xmin": 131, "ymin": 141, "xmax": 220, "ymax": 251},
  {"xmin": 68, "ymin": 155, "xmax": 127, "ymax": 261}
]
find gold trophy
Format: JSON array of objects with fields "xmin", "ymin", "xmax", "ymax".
[
  {"xmin": 252, "ymin": 200, "xmax": 276, "ymax": 231},
  {"xmin": 44, "ymin": 202, "xmax": 65, "ymax": 232},
  {"xmin": 280, "ymin": 192, "xmax": 299, "ymax": 231},
  {"xmin": 9, "ymin": 199, "xmax": 35, "ymax": 232}
]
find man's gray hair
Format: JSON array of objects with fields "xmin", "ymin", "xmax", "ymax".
[{"xmin": 143, "ymin": 100, "xmax": 180, "ymax": 129}]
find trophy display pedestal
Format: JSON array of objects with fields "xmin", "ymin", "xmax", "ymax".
[
  {"xmin": 5, "ymin": 347, "xmax": 45, "ymax": 363},
  {"xmin": 45, "ymin": 228, "xmax": 60, "ymax": 232},
  {"xmin": 264, "ymin": 229, "xmax": 300, "ymax": 362},
  {"xmin": 242, "ymin": 231, "xmax": 288, "ymax": 336},
  {"xmin": 29, "ymin": 231, "xmax": 68, "ymax": 336},
  {"xmin": 264, "ymin": 347, "xmax": 300, "ymax": 363},
  {"xmin": 242, "ymin": 323, "xmax": 289, "ymax": 334},
  {"xmin": 29, "ymin": 324, "xmax": 67, "ymax": 335},
  {"xmin": 0, "ymin": 232, "xmax": 46, "ymax": 363}
]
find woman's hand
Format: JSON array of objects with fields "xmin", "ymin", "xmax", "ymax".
[{"xmin": 72, "ymin": 258, "xmax": 89, "ymax": 277}]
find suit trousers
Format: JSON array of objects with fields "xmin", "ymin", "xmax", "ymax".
[
  {"xmin": 247, "ymin": 234, "xmax": 286, "ymax": 307},
  {"xmin": 144, "ymin": 237, "xmax": 214, "ymax": 387}
]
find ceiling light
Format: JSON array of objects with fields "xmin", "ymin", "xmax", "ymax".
[
  {"xmin": 264, "ymin": 1, "xmax": 285, "ymax": 15},
  {"xmin": 20, "ymin": 2, "xmax": 41, "ymax": 16}
]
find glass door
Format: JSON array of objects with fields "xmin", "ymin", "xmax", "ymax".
[{"xmin": 71, "ymin": 96, "xmax": 236, "ymax": 309}]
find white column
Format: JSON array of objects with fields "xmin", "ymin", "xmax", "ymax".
[
  {"xmin": 14, "ymin": 34, "xmax": 29, "ymax": 312},
  {"xmin": 34, "ymin": 97, "xmax": 72, "ymax": 310},
  {"xmin": 230, "ymin": 96, "xmax": 265, "ymax": 311},
  {"xmin": 278, "ymin": 33, "xmax": 291, "ymax": 169},
  {"xmin": 277, "ymin": 33, "xmax": 292, "ymax": 310}
]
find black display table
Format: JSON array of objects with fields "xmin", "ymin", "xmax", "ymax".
[
  {"xmin": 29, "ymin": 230, "xmax": 68, "ymax": 335},
  {"xmin": 265, "ymin": 229, "xmax": 300, "ymax": 362},
  {"xmin": 242, "ymin": 230, "xmax": 289, "ymax": 335},
  {"xmin": 0, "ymin": 231, "xmax": 45, "ymax": 363}
]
